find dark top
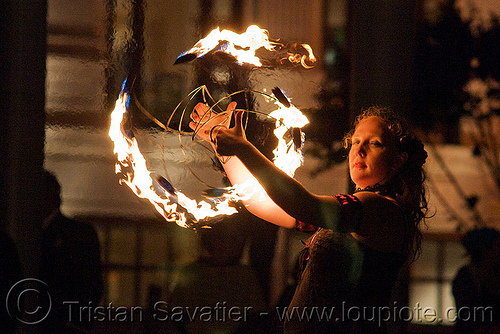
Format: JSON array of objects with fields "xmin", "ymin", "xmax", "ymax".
[{"xmin": 284, "ymin": 194, "xmax": 406, "ymax": 333}]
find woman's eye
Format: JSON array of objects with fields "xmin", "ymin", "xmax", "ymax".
[{"xmin": 370, "ymin": 141, "xmax": 381, "ymax": 147}]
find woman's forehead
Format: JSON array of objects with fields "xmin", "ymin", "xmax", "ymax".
[{"xmin": 353, "ymin": 116, "xmax": 388, "ymax": 136}]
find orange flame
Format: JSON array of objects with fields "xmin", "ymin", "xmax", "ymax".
[
  {"xmin": 109, "ymin": 87, "xmax": 309, "ymax": 227},
  {"xmin": 109, "ymin": 91, "xmax": 247, "ymax": 228},
  {"xmin": 270, "ymin": 102, "xmax": 309, "ymax": 176},
  {"xmin": 110, "ymin": 25, "xmax": 314, "ymax": 227},
  {"xmin": 177, "ymin": 25, "xmax": 316, "ymax": 68}
]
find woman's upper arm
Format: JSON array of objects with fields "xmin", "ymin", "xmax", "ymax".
[{"xmin": 292, "ymin": 194, "xmax": 357, "ymax": 232}]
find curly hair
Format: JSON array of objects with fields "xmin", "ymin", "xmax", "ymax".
[{"xmin": 343, "ymin": 106, "xmax": 429, "ymax": 262}]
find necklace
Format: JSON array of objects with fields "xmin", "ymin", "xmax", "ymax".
[{"xmin": 354, "ymin": 182, "xmax": 399, "ymax": 197}]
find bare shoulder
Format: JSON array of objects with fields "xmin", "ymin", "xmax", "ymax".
[{"xmin": 352, "ymin": 191, "xmax": 407, "ymax": 253}]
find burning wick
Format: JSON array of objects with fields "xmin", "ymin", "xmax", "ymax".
[
  {"xmin": 272, "ymin": 87, "xmax": 291, "ymax": 108},
  {"xmin": 175, "ymin": 25, "xmax": 276, "ymax": 66},
  {"xmin": 156, "ymin": 176, "xmax": 178, "ymax": 199},
  {"xmin": 175, "ymin": 25, "xmax": 316, "ymax": 68}
]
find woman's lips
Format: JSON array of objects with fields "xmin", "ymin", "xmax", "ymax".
[{"xmin": 353, "ymin": 162, "xmax": 366, "ymax": 168}]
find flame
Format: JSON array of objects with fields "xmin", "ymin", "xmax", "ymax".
[
  {"xmin": 110, "ymin": 25, "xmax": 314, "ymax": 228},
  {"xmin": 176, "ymin": 25, "xmax": 274, "ymax": 66},
  {"xmin": 109, "ymin": 90, "xmax": 251, "ymax": 228},
  {"xmin": 296, "ymin": 44, "xmax": 316, "ymax": 68},
  {"xmin": 176, "ymin": 25, "xmax": 316, "ymax": 68},
  {"xmin": 270, "ymin": 101, "xmax": 309, "ymax": 177},
  {"xmin": 109, "ymin": 85, "xmax": 309, "ymax": 227}
]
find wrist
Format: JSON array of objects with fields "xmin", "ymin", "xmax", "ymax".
[{"xmin": 234, "ymin": 140, "xmax": 253, "ymax": 158}]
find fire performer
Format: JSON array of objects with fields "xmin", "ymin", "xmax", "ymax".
[{"xmin": 190, "ymin": 103, "xmax": 428, "ymax": 333}]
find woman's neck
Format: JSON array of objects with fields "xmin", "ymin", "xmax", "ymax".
[{"xmin": 354, "ymin": 182, "xmax": 398, "ymax": 197}]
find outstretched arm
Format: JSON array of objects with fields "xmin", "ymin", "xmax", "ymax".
[
  {"xmin": 190, "ymin": 102, "xmax": 296, "ymax": 227},
  {"xmin": 190, "ymin": 102, "xmax": 342, "ymax": 230},
  {"xmin": 221, "ymin": 154, "xmax": 297, "ymax": 228}
]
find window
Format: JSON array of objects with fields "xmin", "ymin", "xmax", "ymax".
[{"xmin": 410, "ymin": 234, "xmax": 468, "ymax": 326}]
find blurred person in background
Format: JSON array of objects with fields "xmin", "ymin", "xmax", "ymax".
[
  {"xmin": 453, "ymin": 227, "xmax": 500, "ymax": 334},
  {"xmin": 39, "ymin": 170, "xmax": 103, "ymax": 333}
]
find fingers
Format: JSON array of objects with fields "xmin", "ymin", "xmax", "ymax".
[
  {"xmin": 190, "ymin": 104, "xmax": 212, "ymax": 133},
  {"xmin": 195, "ymin": 102, "xmax": 210, "ymax": 113},
  {"xmin": 209, "ymin": 124, "xmax": 226, "ymax": 143},
  {"xmin": 190, "ymin": 101, "xmax": 239, "ymax": 137},
  {"xmin": 189, "ymin": 103, "xmax": 206, "ymax": 130},
  {"xmin": 234, "ymin": 109, "xmax": 245, "ymax": 135},
  {"xmin": 226, "ymin": 101, "xmax": 237, "ymax": 115},
  {"xmin": 193, "ymin": 102, "xmax": 235, "ymax": 123},
  {"xmin": 192, "ymin": 102, "xmax": 210, "ymax": 121}
]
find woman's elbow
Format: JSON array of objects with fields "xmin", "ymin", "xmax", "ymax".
[{"xmin": 280, "ymin": 216, "xmax": 297, "ymax": 229}]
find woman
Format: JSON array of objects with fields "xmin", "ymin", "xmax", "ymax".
[{"xmin": 190, "ymin": 103, "xmax": 428, "ymax": 333}]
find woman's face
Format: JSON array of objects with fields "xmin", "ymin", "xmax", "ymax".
[{"xmin": 349, "ymin": 116, "xmax": 405, "ymax": 189}]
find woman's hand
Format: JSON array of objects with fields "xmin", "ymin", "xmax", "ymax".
[
  {"xmin": 190, "ymin": 102, "xmax": 300, "ymax": 229},
  {"xmin": 189, "ymin": 102, "xmax": 236, "ymax": 142},
  {"xmin": 189, "ymin": 101, "xmax": 249, "ymax": 157},
  {"xmin": 212, "ymin": 107, "xmax": 251, "ymax": 157}
]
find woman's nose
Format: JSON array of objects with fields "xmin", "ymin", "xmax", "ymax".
[{"xmin": 354, "ymin": 144, "xmax": 366, "ymax": 157}]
